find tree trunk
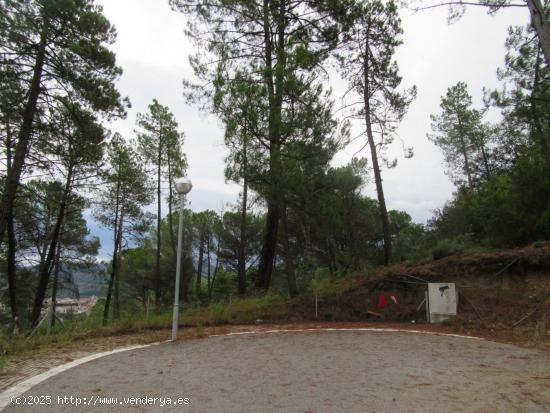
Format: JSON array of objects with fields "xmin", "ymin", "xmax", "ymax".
[
  {"xmin": 103, "ymin": 266, "xmax": 115, "ymax": 325},
  {"xmin": 369, "ymin": 151, "xmax": 392, "ymax": 266},
  {"xmin": 458, "ymin": 130, "xmax": 474, "ymax": 189},
  {"xmin": 530, "ymin": 42, "xmax": 549, "ymax": 159},
  {"xmin": 301, "ymin": 219, "xmax": 311, "ymax": 257},
  {"xmin": 363, "ymin": 38, "xmax": 392, "ymax": 266},
  {"xmin": 207, "ymin": 238, "xmax": 211, "ymax": 278},
  {"xmin": 256, "ymin": 200, "xmax": 280, "ymax": 290},
  {"xmin": 113, "ymin": 211, "xmax": 124, "ymax": 319},
  {"xmin": 4, "ymin": 122, "xmax": 19, "ymax": 332},
  {"xmin": 104, "ymin": 212, "xmax": 123, "ymax": 322},
  {"xmin": 50, "ymin": 244, "xmax": 62, "ymax": 328},
  {"xmin": 281, "ymin": 203, "xmax": 298, "ymax": 297},
  {"xmin": 103, "ymin": 167, "xmax": 121, "ymax": 325},
  {"xmin": 256, "ymin": 0, "xmax": 285, "ymax": 291},
  {"xmin": 31, "ymin": 164, "xmax": 73, "ymax": 326},
  {"xmin": 347, "ymin": 193, "xmax": 359, "ymax": 269},
  {"xmin": 213, "ymin": 249, "xmax": 220, "ymax": 277},
  {"xmin": 480, "ymin": 142, "xmax": 491, "ymax": 179},
  {"xmin": 0, "ymin": 19, "xmax": 49, "ymax": 245},
  {"xmin": 114, "ymin": 261, "xmax": 120, "ymax": 319},
  {"xmin": 196, "ymin": 234, "xmax": 204, "ymax": 292},
  {"xmin": 155, "ymin": 142, "xmax": 162, "ymax": 307},
  {"xmin": 475, "ymin": 126, "xmax": 491, "ymax": 179},
  {"xmin": 327, "ymin": 238, "xmax": 337, "ymax": 277},
  {"xmin": 181, "ymin": 220, "xmax": 191, "ymax": 302},
  {"xmin": 237, "ymin": 138, "xmax": 248, "ymax": 296},
  {"xmin": 209, "ymin": 244, "xmax": 221, "ymax": 298},
  {"xmin": 6, "ymin": 203, "xmax": 19, "ymax": 332},
  {"xmin": 207, "ymin": 237, "xmax": 212, "ymax": 300},
  {"xmin": 526, "ymin": 0, "xmax": 550, "ymax": 66},
  {"xmin": 256, "ymin": 113, "xmax": 283, "ymax": 291}
]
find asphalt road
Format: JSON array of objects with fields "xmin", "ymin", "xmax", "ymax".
[{"xmin": 3, "ymin": 330, "xmax": 550, "ymax": 412}]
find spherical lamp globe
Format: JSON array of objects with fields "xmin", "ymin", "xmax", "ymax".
[{"xmin": 175, "ymin": 177, "xmax": 192, "ymax": 195}]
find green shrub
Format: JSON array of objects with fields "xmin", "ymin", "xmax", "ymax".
[{"xmin": 431, "ymin": 238, "xmax": 466, "ymax": 260}]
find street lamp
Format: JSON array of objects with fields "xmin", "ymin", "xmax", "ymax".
[{"xmin": 172, "ymin": 177, "xmax": 192, "ymax": 341}]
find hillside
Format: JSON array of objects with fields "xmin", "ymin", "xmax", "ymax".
[
  {"xmin": 195, "ymin": 243, "xmax": 550, "ymax": 348},
  {"xmin": 69, "ymin": 266, "xmax": 108, "ymax": 298}
]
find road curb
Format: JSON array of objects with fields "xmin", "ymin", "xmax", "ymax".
[{"xmin": 210, "ymin": 327, "xmax": 486, "ymax": 340}]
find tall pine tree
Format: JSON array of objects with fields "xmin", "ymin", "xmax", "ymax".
[
  {"xmin": 0, "ymin": 0, "xmax": 127, "ymax": 247},
  {"xmin": 171, "ymin": 0, "xmax": 351, "ymax": 289},
  {"xmin": 338, "ymin": 0, "xmax": 416, "ymax": 265},
  {"xmin": 136, "ymin": 99, "xmax": 186, "ymax": 306}
]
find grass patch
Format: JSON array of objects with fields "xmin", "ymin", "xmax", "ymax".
[
  {"xmin": 431, "ymin": 239, "xmax": 466, "ymax": 260},
  {"xmin": 430, "ymin": 235, "xmax": 491, "ymax": 261},
  {"xmin": 0, "ymin": 294, "xmax": 288, "ymax": 367}
]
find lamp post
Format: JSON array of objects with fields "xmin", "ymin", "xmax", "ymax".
[{"xmin": 172, "ymin": 177, "xmax": 192, "ymax": 341}]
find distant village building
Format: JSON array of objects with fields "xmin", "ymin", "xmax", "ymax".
[{"xmin": 43, "ymin": 296, "xmax": 98, "ymax": 315}]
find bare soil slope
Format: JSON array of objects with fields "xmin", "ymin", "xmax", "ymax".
[{"xmin": 241, "ymin": 243, "xmax": 550, "ymax": 348}]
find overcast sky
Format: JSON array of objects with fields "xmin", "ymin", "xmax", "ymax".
[{"xmin": 91, "ymin": 0, "xmax": 529, "ymax": 258}]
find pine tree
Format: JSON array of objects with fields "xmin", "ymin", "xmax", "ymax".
[
  {"xmin": 489, "ymin": 24, "xmax": 550, "ymax": 160},
  {"xmin": 171, "ymin": 0, "xmax": 351, "ymax": 290},
  {"xmin": 136, "ymin": 99, "xmax": 186, "ymax": 306},
  {"xmin": 30, "ymin": 102, "xmax": 105, "ymax": 326},
  {"xmin": 0, "ymin": 62, "xmax": 24, "ymax": 330},
  {"xmin": 338, "ymin": 0, "xmax": 416, "ymax": 265},
  {"xmin": 13, "ymin": 179, "xmax": 98, "ymax": 325},
  {"xmin": 0, "ymin": 0, "xmax": 127, "ymax": 246},
  {"xmin": 94, "ymin": 134, "xmax": 153, "ymax": 324},
  {"xmin": 429, "ymin": 82, "xmax": 492, "ymax": 190}
]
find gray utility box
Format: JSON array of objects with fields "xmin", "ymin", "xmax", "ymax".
[{"xmin": 426, "ymin": 283, "xmax": 458, "ymax": 323}]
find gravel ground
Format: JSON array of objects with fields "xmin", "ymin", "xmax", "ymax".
[
  {"xmin": 0, "ymin": 331, "xmax": 170, "ymax": 393},
  {"xmin": 3, "ymin": 330, "xmax": 550, "ymax": 413}
]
